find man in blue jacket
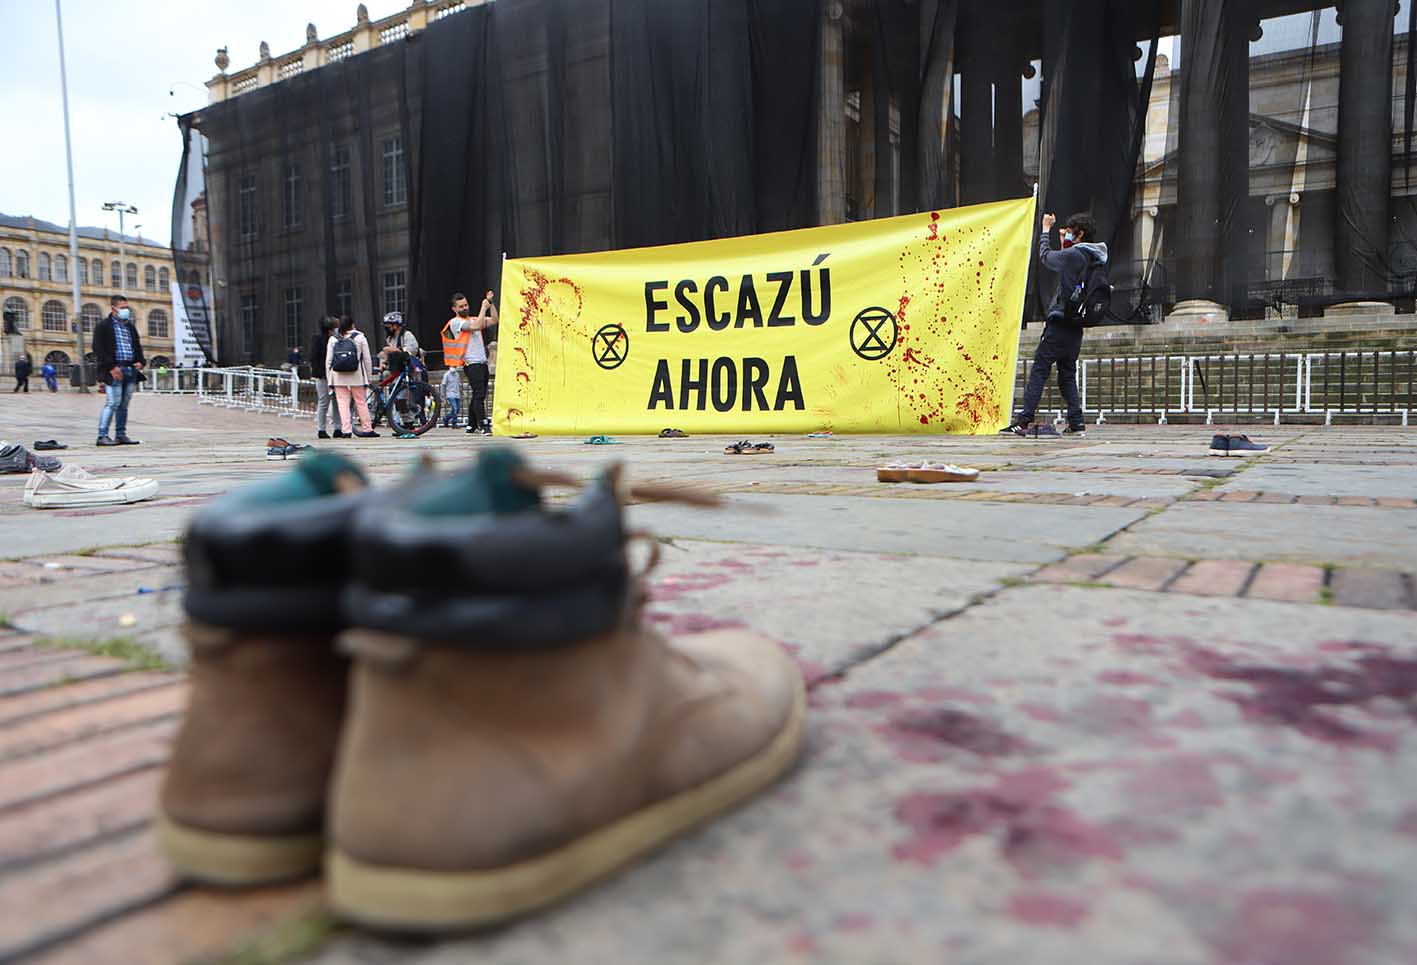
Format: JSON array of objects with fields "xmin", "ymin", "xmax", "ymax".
[
  {"xmin": 1002, "ymin": 212, "xmax": 1107, "ymax": 438},
  {"xmin": 94, "ymin": 295, "xmax": 146, "ymax": 446}
]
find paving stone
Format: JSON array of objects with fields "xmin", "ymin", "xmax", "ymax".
[
  {"xmin": 1166, "ymin": 560, "xmax": 1255, "ymax": 597},
  {"xmin": 1330, "ymin": 570, "xmax": 1415, "ymax": 611},
  {"xmin": 0, "ymin": 829, "xmax": 178, "ymax": 962},
  {"xmin": 1245, "ymin": 564, "xmax": 1327, "ymax": 604},
  {"xmin": 1032, "ymin": 554, "xmax": 1127, "ymax": 584},
  {"xmin": 0, "ymin": 718, "xmax": 175, "ymax": 811},
  {"xmin": 0, "ymin": 768, "xmax": 161, "ymax": 869},
  {"xmin": 0, "ymin": 655, "xmax": 130, "ymax": 699},
  {"xmin": 1101, "ymin": 557, "xmax": 1189, "ymax": 591},
  {"xmin": 0, "ymin": 683, "xmax": 186, "ymax": 762},
  {"xmin": 22, "ymin": 556, "xmax": 160, "ymax": 574},
  {"xmin": 29, "ymin": 881, "xmax": 324, "ymax": 965}
]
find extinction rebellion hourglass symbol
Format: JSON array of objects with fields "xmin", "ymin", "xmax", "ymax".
[
  {"xmin": 592, "ymin": 324, "xmax": 629, "ymax": 370},
  {"xmin": 849, "ymin": 306, "xmax": 898, "ymax": 361}
]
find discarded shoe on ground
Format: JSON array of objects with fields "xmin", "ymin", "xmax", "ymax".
[
  {"xmin": 33, "ymin": 439, "xmax": 67, "ymax": 451},
  {"xmin": 658, "ymin": 428, "xmax": 688, "ymax": 438},
  {"xmin": 1208, "ymin": 433, "xmax": 1269, "ymax": 457},
  {"xmin": 1, "ymin": 441, "xmax": 61, "ymax": 474},
  {"xmin": 725, "ymin": 440, "xmax": 774, "ymax": 454},
  {"xmin": 158, "ymin": 452, "xmax": 368, "ymax": 885},
  {"xmin": 327, "ymin": 448, "xmax": 806, "ymax": 931},
  {"xmin": 24, "ymin": 465, "xmax": 159, "ymax": 508},
  {"xmin": 584, "ymin": 434, "xmax": 618, "ymax": 445},
  {"xmin": 266, "ymin": 442, "xmax": 309, "ymax": 461},
  {"xmin": 876, "ymin": 461, "xmax": 980, "ymax": 484}
]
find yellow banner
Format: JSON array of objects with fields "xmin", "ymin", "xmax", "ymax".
[{"xmin": 493, "ymin": 196, "xmax": 1035, "ymax": 435}]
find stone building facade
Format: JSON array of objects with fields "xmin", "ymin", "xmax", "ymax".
[{"xmin": 0, "ymin": 215, "xmax": 187, "ymax": 380}]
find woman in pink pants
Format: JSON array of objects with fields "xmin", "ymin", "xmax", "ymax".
[{"xmin": 324, "ymin": 316, "xmax": 379, "ymax": 438}]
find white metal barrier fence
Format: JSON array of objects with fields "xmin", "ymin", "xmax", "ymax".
[{"xmin": 1016, "ymin": 350, "xmax": 1415, "ymax": 424}]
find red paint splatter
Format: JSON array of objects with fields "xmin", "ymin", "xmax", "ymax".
[
  {"xmin": 1008, "ymin": 891, "xmax": 1091, "ymax": 929},
  {"xmin": 1121, "ymin": 754, "xmax": 1224, "ymax": 815},
  {"xmin": 927, "ymin": 211, "xmax": 940, "ymax": 241},
  {"xmin": 845, "ymin": 690, "xmax": 904, "ymax": 710},
  {"xmin": 892, "ymin": 767, "xmax": 1122, "ymax": 872},
  {"xmin": 1214, "ymin": 890, "xmax": 1379, "ymax": 965},
  {"xmin": 514, "ymin": 371, "xmax": 530, "ymax": 382},
  {"xmin": 1097, "ymin": 670, "xmax": 1158, "ymax": 686},
  {"xmin": 880, "ymin": 708, "xmax": 1036, "ymax": 762}
]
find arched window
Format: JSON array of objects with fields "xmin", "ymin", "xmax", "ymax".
[
  {"xmin": 147, "ymin": 308, "xmax": 170, "ymax": 339},
  {"xmin": 144, "ymin": 265, "xmax": 156, "ymax": 290},
  {"xmin": 54, "ymin": 254, "xmax": 68, "ymax": 283},
  {"xmin": 125, "ymin": 263, "xmax": 138, "ymax": 290},
  {"xmin": 42, "ymin": 300, "xmax": 67, "ymax": 332},
  {"xmin": 150, "ymin": 355, "xmax": 171, "ymax": 369},
  {"xmin": 44, "ymin": 350, "xmax": 72, "ymax": 380},
  {"xmin": 110, "ymin": 260, "xmax": 122, "ymax": 288},
  {"xmin": 0, "ymin": 248, "xmax": 10, "ymax": 277},
  {"xmin": 37, "ymin": 253, "xmax": 51, "ymax": 281},
  {"xmin": 4, "ymin": 296, "xmax": 30, "ymax": 329},
  {"xmin": 158, "ymin": 267, "xmax": 170, "ymax": 290},
  {"xmin": 16, "ymin": 251, "xmax": 30, "ymax": 278},
  {"xmin": 92, "ymin": 258, "xmax": 103, "ymax": 284},
  {"xmin": 80, "ymin": 302, "xmax": 101, "ymax": 333},
  {"xmin": 77, "ymin": 257, "xmax": 88, "ymax": 286}
]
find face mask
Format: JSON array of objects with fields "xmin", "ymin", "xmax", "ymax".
[
  {"xmin": 117, "ymin": 308, "xmax": 131, "ymax": 320},
  {"xmin": 1061, "ymin": 231, "xmax": 1075, "ymax": 248},
  {"xmin": 456, "ymin": 308, "xmax": 471, "ymax": 317}
]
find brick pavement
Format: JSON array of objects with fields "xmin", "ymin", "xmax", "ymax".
[{"xmin": 1, "ymin": 393, "xmax": 1416, "ymax": 963}]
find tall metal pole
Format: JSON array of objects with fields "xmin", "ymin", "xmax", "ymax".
[{"xmin": 55, "ymin": 0, "xmax": 87, "ymax": 390}]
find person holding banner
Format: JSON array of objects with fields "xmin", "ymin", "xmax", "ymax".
[
  {"xmin": 441, "ymin": 290, "xmax": 496, "ymax": 434},
  {"xmin": 1002, "ymin": 212, "xmax": 1105, "ymax": 438}
]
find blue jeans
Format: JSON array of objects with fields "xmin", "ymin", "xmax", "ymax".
[
  {"xmin": 98, "ymin": 376, "xmax": 137, "ymax": 439},
  {"xmin": 443, "ymin": 397, "xmax": 461, "ymax": 426}
]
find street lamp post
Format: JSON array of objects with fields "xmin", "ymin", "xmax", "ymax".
[
  {"xmin": 103, "ymin": 202, "xmax": 138, "ymax": 294},
  {"xmin": 54, "ymin": 0, "xmax": 88, "ymax": 390}
]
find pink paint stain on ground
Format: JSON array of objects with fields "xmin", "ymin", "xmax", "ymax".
[
  {"xmin": 844, "ymin": 690, "xmax": 905, "ymax": 710},
  {"xmin": 835, "ymin": 913, "xmax": 874, "ymax": 932},
  {"xmin": 880, "ymin": 708, "xmax": 1036, "ymax": 762},
  {"xmin": 1097, "ymin": 670, "xmax": 1160, "ymax": 687},
  {"xmin": 1120, "ymin": 754, "xmax": 1225, "ymax": 816},
  {"xmin": 1213, "ymin": 889, "xmax": 1379, "ymax": 965},
  {"xmin": 644, "ymin": 611, "xmax": 744, "ymax": 636},
  {"xmin": 892, "ymin": 767, "xmax": 1121, "ymax": 873},
  {"xmin": 1008, "ymin": 891, "xmax": 1091, "ymax": 929}
]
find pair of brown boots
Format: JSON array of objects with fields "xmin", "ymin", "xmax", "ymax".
[{"xmin": 158, "ymin": 450, "xmax": 805, "ymax": 931}]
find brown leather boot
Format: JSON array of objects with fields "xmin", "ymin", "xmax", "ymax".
[
  {"xmin": 158, "ymin": 454, "xmax": 367, "ymax": 885},
  {"xmin": 326, "ymin": 457, "xmax": 805, "ymax": 930}
]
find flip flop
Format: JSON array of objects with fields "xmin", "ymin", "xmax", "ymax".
[
  {"xmin": 658, "ymin": 428, "xmax": 689, "ymax": 438},
  {"xmin": 585, "ymin": 435, "xmax": 619, "ymax": 445},
  {"xmin": 876, "ymin": 461, "xmax": 980, "ymax": 484},
  {"xmin": 806, "ymin": 432, "xmax": 834, "ymax": 439},
  {"xmin": 512, "ymin": 433, "xmax": 538, "ymax": 439},
  {"xmin": 33, "ymin": 440, "xmax": 68, "ymax": 451}
]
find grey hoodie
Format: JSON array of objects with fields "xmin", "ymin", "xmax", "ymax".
[{"xmin": 1039, "ymin": 233, "xmax": 1109, "ymax": 322}]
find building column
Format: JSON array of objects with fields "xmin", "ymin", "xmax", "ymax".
[
  {"xmin": 959, "ymin": 58, "xmax": 994, "ymax": 205},
  {"xmin": 1330, "ymin": 0, "xmax": 1396, "ymax": 315},
  {"xmin": 1169, "ymin": 0, "xmax": 1250, "ymax": 323},
  {"xmin": 994, "ymin": 60, "xmax": 1025, "ymax": 200},
  {"xmin": 817, "ymin": 1, "xmax": 848, "ymax": 225},
  {"xmin": 1266, "ymin": 192, "xmax": 1301, "ymax": 319}
]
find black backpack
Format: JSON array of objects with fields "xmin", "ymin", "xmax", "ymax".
[
  {"xmin": 1072, "ymin": 252, "xmax": 1113, "ymax": 327},
  {"xmin": 330, "ymin": 334, "xmax": 360, "ymax": 373}
]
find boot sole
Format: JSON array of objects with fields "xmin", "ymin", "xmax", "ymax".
[
  {"xmin": 157, "ymin": 815, "xmax": 323, "ymax": 886},
  {"xmin": 327, "ymin": 681, "xmax": 807, "ymax": 931}
]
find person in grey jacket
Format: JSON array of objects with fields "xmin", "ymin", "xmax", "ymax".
[{"xmin": 1002, "ymin": 212, "xmax": 1107, "ymax": 437}]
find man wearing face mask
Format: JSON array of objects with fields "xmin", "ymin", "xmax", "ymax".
[
  {"xmin": 1001, "ymin": 212, "xmax": 1107, "ymax": 438},
  {"xmin": 440, "ymin": 290, "xmax": 496, "ymax": 434},
  {"xmin": 94, "ymin": 294, "xmax": 146, "ymax": 447}
]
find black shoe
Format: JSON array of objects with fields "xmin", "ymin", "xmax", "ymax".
[
  {"xmin": 1225, "ymin": 434, "xmax": 1268, "ymax": 455},
  {"xmin": 354, "ymin": 430, "xmax": 380, "ymax": 438},
  {"xmin": 1062, "ymin": 424, "xmax": 1087, "ymax": 437},
  {"xmin": 999, "ymin": 421, "xmax": 1029, "ymax": 438},
  {"xmin": 333, "ymin": 430, "xmax": 347, "ymax": 439},
  {"xmin": 1207, "ymin": 434, "xmax": 1230, "ymax": 456},
  {"xmin": 1029, "ymin": 424, "xmax": 1061, "ymax": 438},
  {"xmin": 116, "ymin": 436, "xmax": 140, "ymax": 446},
  {"xmin": 96, "ymin": 436, "xmax": 119, "ymax": 447},
  {"xmin": 318, "ymin": 430, "xmax": 331, "ymax": 440}
]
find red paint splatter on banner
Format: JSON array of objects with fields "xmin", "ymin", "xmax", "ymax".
[
  {"xmin": 515, "ymin": 371, "xmax": 530, "ymax": 383},
  {"xmin": 927, "ymin": 211, "xmax": 940, "ymax": 241},
  {"xmin": 513, "ymin": 346, "xmax": 529, "ymax": 362}
]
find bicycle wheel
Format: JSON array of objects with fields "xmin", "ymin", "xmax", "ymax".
[
  {"xmin": 366, "ymin": 387, "xmax": 384, "ymax": 427},
  {"xmin": 388, "ymin": 380, "xmax": 440, "ymax": 436}
]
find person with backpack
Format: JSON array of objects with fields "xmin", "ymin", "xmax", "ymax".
[
  {"xmin": 325, "ymin": 317, "xmax": 379, "ymax": 438},
  {"xmin": 1001, "ymin": 212, "xmax": 1108, "ymax": 438},
  {"xmin": 310, "ymin": 317, "xmax": 340, "ymax": 438}
]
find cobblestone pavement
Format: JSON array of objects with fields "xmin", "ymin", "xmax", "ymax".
[{"xmin": 1, "ymin": 391, "xmax": 1415, "ymax": 964}]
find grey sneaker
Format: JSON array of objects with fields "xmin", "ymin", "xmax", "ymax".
[{"xmin": 0, "ymin": 443, "xmax": 61, "ymax": 474}]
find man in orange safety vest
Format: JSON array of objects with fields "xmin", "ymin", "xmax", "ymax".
[{"xmin": 441, "ymin": 290, "xmax": 497, "ymax": 433}]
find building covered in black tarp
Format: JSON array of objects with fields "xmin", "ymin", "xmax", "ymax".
[{"xmin": 175, "ymin": 0, "xmax": 1414, "ymax": 366}]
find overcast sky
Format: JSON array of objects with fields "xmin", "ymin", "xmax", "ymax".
[{"xmin": 0, "ymin": 0, "xmax": 408, "ymax": 247}]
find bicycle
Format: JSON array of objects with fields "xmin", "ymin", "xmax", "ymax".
[{"xmin": 366, "ymin": 355, "xmax": 440, "ymax": 436}]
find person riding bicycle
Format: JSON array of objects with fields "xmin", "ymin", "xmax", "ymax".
[{"xmin": 379, "ymin": 312, "xmax": 423, "ymax": 379}]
